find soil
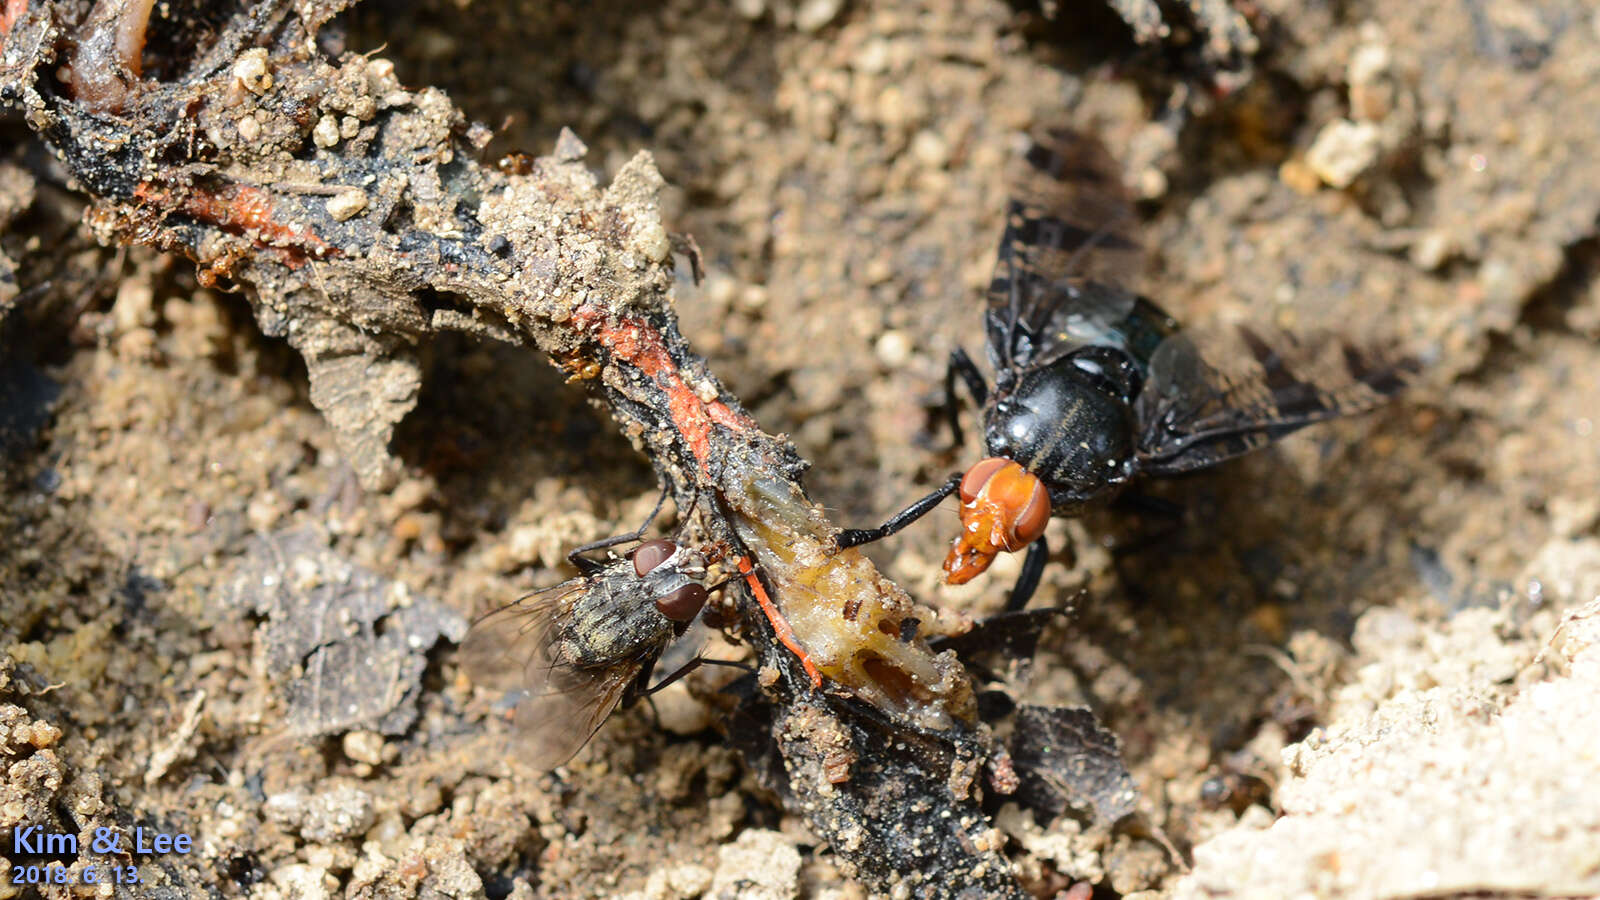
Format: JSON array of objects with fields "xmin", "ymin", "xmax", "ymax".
[{"xmin": 4, "ymin": 0, "xmax": 1600, "ymax": 898}]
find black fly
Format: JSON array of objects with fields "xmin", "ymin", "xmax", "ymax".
[
  {"xmin": 838, "ymin": 126, "xmax": 1415, "ymax": 609},
  {"xmin": 461, "ymin": 531, "xmax": 713, "ymax": 770}
]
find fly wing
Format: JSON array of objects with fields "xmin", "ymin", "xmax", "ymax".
[
  {"xmin": 509, "ymin": 660, "xmax": 641, "ymax": 771},
  {"xmin": 1133, "ymin": 322, "xmax": 1417, "ymax": 474},
  {"xmin": 460, "ymin": 583, "xmax": 643, "ymax": 770},
  {"xmin": 985, "ymin": 126, "xmax": 1149, "ymax": 373},
  {"xmin": 460, "ymin": 585, "xmax": 574, "ymax": 693}
]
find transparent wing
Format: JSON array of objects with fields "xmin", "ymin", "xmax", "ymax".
[
  {"xmin": 460, "ymin": 583, "xmax": 642, "ymax": 770},
  {"xmin": 460, "ymin": 585, "xmax": 574, "ymax": 693},
  {"xmin": 1134, "ymin": 322, "xmax": 1417, "ymax": 474},
  {"xmin": 509, "ymin": 661, "xmax": 640, "ymax": 771},
  {"xmin": 985, "ymin": 126, "xmax": 1150, "ymax": 373}
]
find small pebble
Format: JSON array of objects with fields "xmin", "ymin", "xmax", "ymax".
[
  {"xmin": 232, "ymin": 48, "xmax": 273, "ymax": 94},
  {"xmin": 794, "ymin": 0, "xmax": 843, "ymax": 32},
  {"xmin": 1306, "ymin": 119, "xmax": 1381, "ymax": 189},
  {"xmin": 1411, "ymin": 230, "xmax": 1454, "ymax": 271},
  {"xmin": 910, "ymin": 130, "xmax": 949, "ymax": 169},
  {"xmin": 342, "ymin": 730, "xmax": 386, "ymax": 766},
  {"xmin": 367, "ymin": 58, "xmax": 398, "ymax": 94},
  {"xmin": 313, "ymin": 115, "xmax": 340, "ymax": 148},
  {"xmin": 553, "ymin": 127, "xmax": 589, "ymax": 162},
  {"xmin": 854, "ymin": 38, "xmax": 891, "ymax": 75},
  {"xmin": 326, "ymin": 188, "xmax": 368, "ymax": 222},
  {"xmin": 874, "ymin": 330, "xmax": 912, "ymax": 368},
  {"xmin": 634, "ymin": 220, "xmax": 671, "ymax": 263}
]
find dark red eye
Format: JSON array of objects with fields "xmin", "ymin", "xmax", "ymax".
[
  {"xmin": 630, "ymin": 539, "xmax": 677, "ymax": 577},
  {"xmin": 654, "ymin": 584, "xmax": 708, "ymax": 623}
]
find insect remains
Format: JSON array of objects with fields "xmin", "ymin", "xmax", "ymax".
[
  {"xmin": 838, "ymin": 126, "xmax": 1417, "ymax": 609},
  {"xmin": 461, "ymin": 533, "xmax": 715, "ymax": 771}
]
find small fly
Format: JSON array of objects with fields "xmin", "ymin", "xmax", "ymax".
[
  {"xmin": 839, "ymin": 126, "xmax": 1415, "ymax": 609},
  {"xmin": 462, "ymin": 529, "xmax": 717, "ymax": 771}
]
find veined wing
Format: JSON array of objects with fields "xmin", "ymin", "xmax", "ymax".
[
  {"xmin": 461, "ymin": 582, "xmax": 644, "ymax": 770},
  {"xmin": 460, "ymin": 584, "xmax": 576, "ymax": 693},
  {"xmin": 508, "ymin": 659, "xmax": 641, "ymax": 771},
  {"xmin": 1133, "ymin": 322, "xmax": 1417, "ymax": 475},
  {"xmin": 985, "ymin": 126, "xmax": 1151, "ymax": 374}
]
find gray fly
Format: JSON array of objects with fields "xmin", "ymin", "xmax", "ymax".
[{"xmin": 462, "ymin": 537, "xmax": 711, "ymax": 770}]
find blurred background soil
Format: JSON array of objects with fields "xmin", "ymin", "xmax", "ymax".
[{"xmin": 3, "ymin": 0, "xmax": 1600, "ymax": 897}]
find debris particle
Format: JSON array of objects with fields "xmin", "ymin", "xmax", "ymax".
[
  {"xmin": 144, "ymin": 690, "xmax": 206, "ymax": 785},
  {"xmin": 326, "ymin": 188, "xmax": 368, "ymax": 221},
  {"xmin": 221, "ymin": 530, "xmax": 467, "ymax": 737},
  {"xmin": 1010, "ymin": 705, "xmax": 1138, "ymax": 829},
  {"xmin": 1305, "ymin": 119, "xmax": 1382, "ymax": 189},
  {"xmin": 232, "ymin": 47, "xmax": 273, "ymax": 94},
  {"xmin": 264, "ymin": 786, "xmax": 377, "ymax": 843},
  {"xmin": 711, "ymin": 829, "xmax": 802, "ymax": 900}
]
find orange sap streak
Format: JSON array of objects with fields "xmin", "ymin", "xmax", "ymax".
[{"xmin": 738, "ymin": 555, "xmax": 822, "ymax": 688}]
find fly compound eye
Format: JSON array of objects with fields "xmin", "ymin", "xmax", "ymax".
[
  {"xmin": 630, "ymin": 539, "xmax": 678, "ymax": 577},
  {"xmin": 1003, "ymin": 471, "xmax": 1051, "ymax": 547},
  {"xmin": 654, "ymin": 583, "xmax": 708, "ymax": 623},
  {"xmin": 959, "ymin": 457, "xmax": 1013, "ymax": 503}
]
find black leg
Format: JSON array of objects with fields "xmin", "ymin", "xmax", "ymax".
[
  {"xmin": 566, "ymin": 481, "xmax": 674, "ymax": 572},
  {"xmin": 644, "ymin": 656, "xmax": 755, "ymax": 697},
  {"xmin": 835, "ymin": 473, "xmax": 962, "ymax": 550},
  {"xmin": 943, "ymin": 347, "xmax": 988, "ymax": 449},
  {"xmin": 1005, "ymin": 536, "xmax": 1049, "ymax": 612}
]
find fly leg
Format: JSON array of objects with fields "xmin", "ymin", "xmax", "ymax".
[
  {"xmin": 635, "ymin": 657, "xmax": 756, "ymax": 726},
  {"xmin": 566, "ymin": 480, "xmax": 674, "ymax": 574},
  {"xmin": 834, "ymin": 472, "xmax": 962, "ymax": 550},
  {"xmin": 645, "ymin": 657, "xmax": 756, "ymax": 696},
  {"xmin": 943, "ymin": 347, "xmax": 988, "ymax": 449},
  {"xmin": 1005, "ymin": 537, "xmax": 1049, "ymax": 611}
]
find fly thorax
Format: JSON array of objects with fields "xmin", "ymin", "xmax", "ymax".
[
  {"xmin": 566, "ymin": 572, "xmax": 676, "ymax": 666},
  {"xmin": 986, "ymin": 360, "xmax": 1136, "ymax": 504}
]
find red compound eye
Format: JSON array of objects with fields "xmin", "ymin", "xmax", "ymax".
[
  {"xmin": 990, "ymin": 468, "xmax": 1050, "ymax": 548},
  {"xmin": 630, "ymin": 539, "xmax": 677, "ymax": 576},
  {"xmin": 959, "ymin": 457, "xmax": 1011, "ymax": 503},
  {"xmin": 655, "ymin": 583, "xmax": 708, "ymax": 623}
]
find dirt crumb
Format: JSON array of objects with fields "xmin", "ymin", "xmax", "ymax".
[{"xmin": 710, "ymin": 829, "xmax": 802, "ymax": 900}]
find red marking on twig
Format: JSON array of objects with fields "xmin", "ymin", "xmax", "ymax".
[
  {"xmin": 133, "ymin": 181, "xmax": 333, "ymax": 268},
  {"xmin": 0, "ymin": 0, "xmax": 26, "ymax": 37},
  {"xmin": 570, "ymin": 306, "xmax": 814, "ymax": 681},
  {"xmin": 739, "ymin": 556, "xmax": 823, "ymax": 688},
  {"xmin": 574, "ymin": 305, "xmax": 756, "ymax": 477}
]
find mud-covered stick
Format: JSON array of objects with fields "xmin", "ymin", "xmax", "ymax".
[{"xmin": 3, "ymin": 3, "xmax": 1023, "ymax": 894}]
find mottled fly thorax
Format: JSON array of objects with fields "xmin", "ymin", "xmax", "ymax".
[{"xmin": 562, "ymin": 578, "xmax": 678, "ymax": 666}]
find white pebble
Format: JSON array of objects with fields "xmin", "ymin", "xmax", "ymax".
[
  {"xmin": 875, "ymin": 330, "xmax": 912, "ymax": 368},
  {"xmin": 313, "ymin": 115, "xmax": 340, "ymax": 148},
  {"xmin": 1306, "ymin": 119, "xmax": 1381, "ymax": 189},
  {"xmin": 326, "ymin": 189, "xmax": 368, "ymax": 221},
  {"xmin": 232, "ymin": 48, "xmax": 273, "ymax": 94},
  {"xmin": 794, "ymin": 0, "xmax": 843, "ymax": 32}
]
